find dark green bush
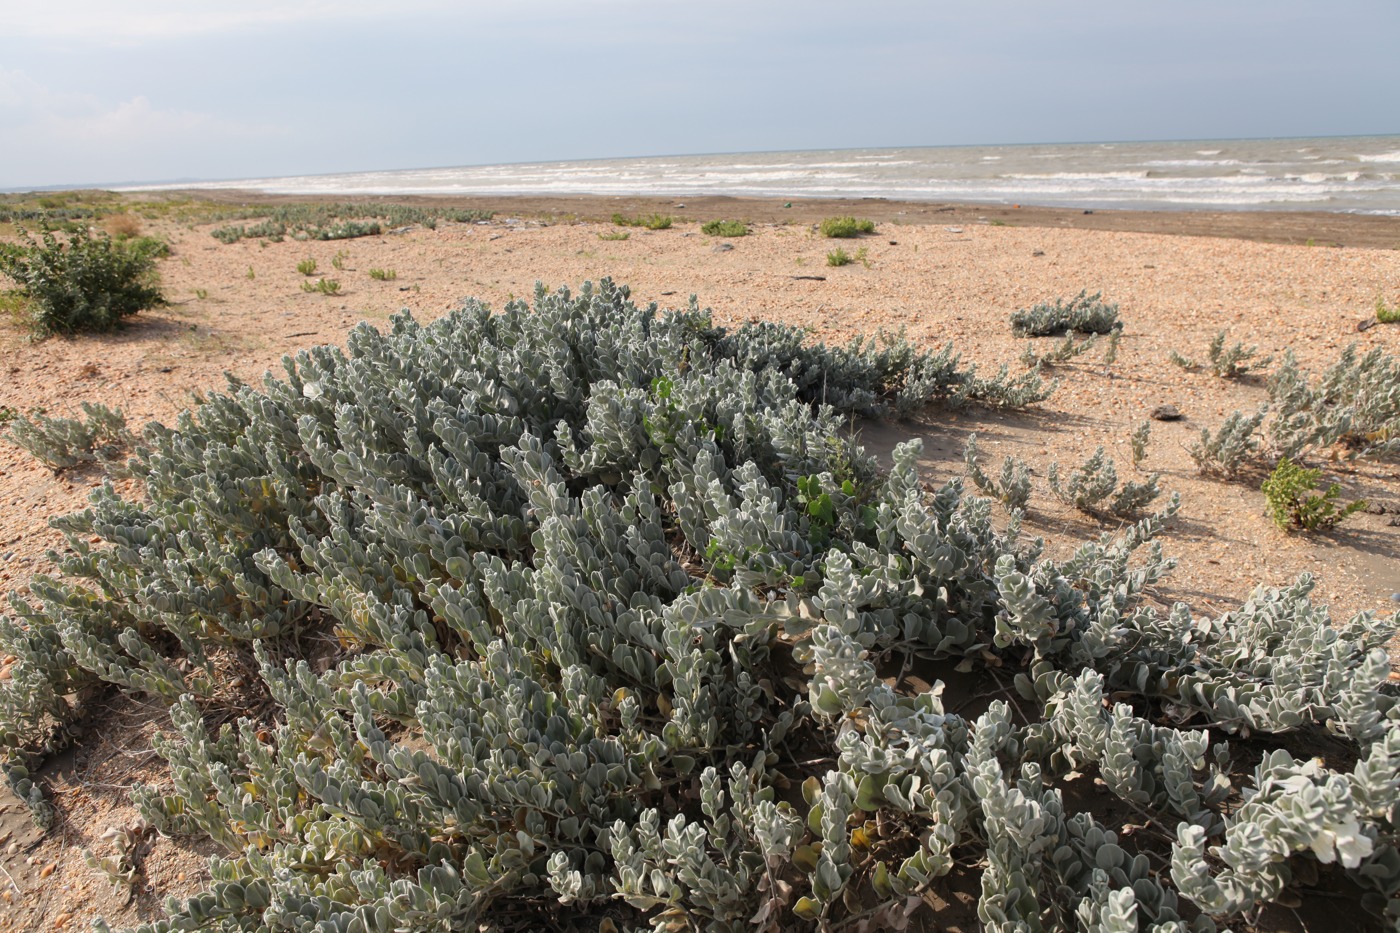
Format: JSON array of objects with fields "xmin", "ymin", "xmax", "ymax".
[
  {"xmin": 0, "ymin": 227, "xmax": 164, "ymax": 336},
  {"xmin": 819, "ymin": 216, "xmax": 875, "ymax": 238},
  {"xmin": 1262, "ymin": 456, "xmax": 1366, "ymax": 531}
]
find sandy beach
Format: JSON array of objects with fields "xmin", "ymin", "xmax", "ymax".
[{"xmin": 1, "ymin": 192, "xmax": 1399, "ymax": 930}]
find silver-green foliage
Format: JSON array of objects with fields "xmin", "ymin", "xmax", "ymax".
[
  {"xmin": 1204, "ymin": 330, "xmax": 1271, "ymax": 379},
  {"xmin": 1020, "ymin": 333, "xmax": 1098, "ymax": 368},
  {"xmin": 1129, "ymin": 420, "xmax": 1151, "ymax": 468},
  {"xmin": 1047, "ymin": 446, "xmax": 1165, "ymax": 517},
  {"xmin": 6, "ymin": 401, "xmax": 131, "ymax": 470},
  {"xmin": 1268, "ymin": 345, "xmax": 1400, "ymax": 461},
  {"xmin": 1010, "ymin": 290, "xmax": 1122, "ymax": 337},
  {"xmin": 1189, "ymin": 408, "xmax": 1267, "ymax": 476},
  {"xmin": 965, "ymin": 433, "xmax": 1031, "ymax": 513},
  {"xmin": 2, "ymin": 280, "xmax": 1398, "ymax": 930}
]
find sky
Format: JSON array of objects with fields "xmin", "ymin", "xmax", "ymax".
[{"xmin": 2, "ymin": 0, "xmax": 1397, "ymax": 190}]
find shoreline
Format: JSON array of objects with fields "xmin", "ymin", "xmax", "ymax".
[{"xmin": 158, "ymin": 188, "xmax": 1400, "ymax": 250}]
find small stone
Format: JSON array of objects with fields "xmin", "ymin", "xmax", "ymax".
[
  {"xmin": 40, "ymin": 861, "xmax": 56, "ymax": 877},
  {"xmin": 1390, "ymin": 593, "xmax": 1400, "ymax": 602},
  {"xmin": 1032, "ymin": 249, "xmax": 1045, "ymax": 257},
  {"xmin": 712, "ymin": 243, "xmax": 734, "ymax": 253},
  {"xmin": 53, "ymin": 912, "xmax": 71, "ymax": 928},
  {"xmin": 945, "ymin": 227, "xmax": 963, "ymax": 233},
  {"xmin": 1150, "ymin": 404, "xmax": 1183, "ymax": 421}
]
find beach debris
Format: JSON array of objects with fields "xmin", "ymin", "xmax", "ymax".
[
  {"xmin": 888, "ymin": 240, "xmax": 898, "ymax": 245},
  {"xmin": 1032, "ymin": 249, "xmax": 1045, "ymax": 257},
  {"xmin": 1150, "ymin": 404, "xmax": 1183, "ymax": 421},
  {"xmin": 791, "ymin": 275, "xmax": 826, "ymax": 281},
  {"xmin": 945, "ymin": 226, "xmax": 964, "ymax": 233}
]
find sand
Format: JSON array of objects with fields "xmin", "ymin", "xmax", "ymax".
[{"xmin": 0, "ymin": 194, "xmax": 1398, "ymax": 930}]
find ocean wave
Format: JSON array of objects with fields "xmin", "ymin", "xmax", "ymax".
[
  {"xmin": 1002, "ymin": 171, "xmax": 1149, "ymax": 180},
  {"xmin": 1358, "ymin": 150, "xmax": 1400, "ymax": 163},
  {"xmin": 1196, "ymin": 149, "xmax": 1223, "ymax": 156},
  {"xmin": 1143, "ymin": 159, "xmax": 1249, "ymax": 167}
]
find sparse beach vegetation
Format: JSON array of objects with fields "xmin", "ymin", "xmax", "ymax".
[
  {"xmin": 819, "ymin": 215, "xmax": 876, "ymax": 238},
  {"xmin": 611, "ymin": 212, "xmax": 673, "ymax": 230},
  {"xmin": 0, "ymin": 192, "xmax": 1398, "ymax": 933},
  {"xmin": 701, "ymin": 219, "xmax": 748, "ymax": 236},
  {"xmin": 300, "ymin": 276, "xmax": 341, "ymax": 295}
]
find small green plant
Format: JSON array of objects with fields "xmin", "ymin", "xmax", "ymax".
[
  {"xmin": 1189, "ymin": 408, "xmax": 1266, "ymax": 476},
  {"xmin": 0, "ymin": 405, "xmax": 17, "ymax": 425},
  {"xmin": 826, "ymin": 247, "xmax": 852, "ymax": 267},
  {"xmin": 0, "ymin": 226, "xmax": 163, "ymax": 335},
  {"xmin": 964, "ymin": 433, "xmax": 1031, "ymax": 513},
  {"xmin": 701, "ymin": 219, "xmax": 747, "ymax": 237},
  {"xmin": 1011, "ymin": 290, "xmax": 1121, "ymax": 337},
  {"xmin": 331, "ymin": 250, "xmax": 349, "ymax": 271},
  {"xmin": 1102, "ymin": 330, "xmax": 1120, "ymax": 366},
  {"xmin": 1262, "ymin": 457, "xmax": 1366, "ymax": 531},
  {"xmin": 1200, "ymin": 330, "xmax": 1272, "ymax": 379},
  {"xmin": 368, "ymin": 268, "xmax": 398, "ymax": 281},
  {"xmin": 1168, "ymin": 349, "xmax": 1198, "ymax": 371},
  {"xmin": 819, "ymin": 216, "xmax": 876, "ymax": 238},
  {"xmin": 1048, "ymin": 446, "xmax": 1163, "ymax": 517},
  {"xmin": 1129, "ymin": 421, "xmax": 1151, "ymax": 469},
  {"xmin": 1377, "ymin": 294, "xmax": 1400, "ymax": 324},
  {"xmin": 1021, "ymin": 333, "xmax": 1098, "ymax": 367},
  {"xmin": 193, "ymin": 288, "xmax": 209, "ymax": 300},
  {"xmin": 296, "ymin": 258, "xmax": 317, "ymax": 276},
  {"xmin": 301, "ymin": 278, "xmax": 341, "ymax": 295},
  {"xmin": 611, "ymin": 213, "xmax": 672, "ymax": 230},
  {"xmin": 5, "ymin": 401, "xmax": 131, "ymax": 470},
  {"xmin": 246, "ymin": 266, "xmax": 255, "ymax": 280},
  {"xmin": 598, "ymin": 231, "xmax": 630, "ymax": 241}
]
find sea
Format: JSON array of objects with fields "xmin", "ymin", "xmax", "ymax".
[{"xmin": 126, "ymin": 135, "xmax": 1400, "ymax": 215}]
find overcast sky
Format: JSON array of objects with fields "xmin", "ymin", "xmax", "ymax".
[{"xmin": 2, "ymin": 0, "xmax": 1397, "ymax": 189}]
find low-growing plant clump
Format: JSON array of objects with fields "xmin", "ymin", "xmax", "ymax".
[
  {"xmin": 1189, "ymin": 408, "xmax": 1267, "ymax": 476},
  {"xmin": 818, "ymin": 216, "xmax": 875, "ymax": 238},
  {"xmin": 1268, "ymin": 345, "xmax": 1400, "ymax": 461},
  {"xmin": 1377, "ymin": 294, "xmax": 1400, "ymax": 324},
  {"xmin": 209, "ymin": 203, "xmax": 493, "ymax": 244},
  {"xmin": 2, "ymin": 281, "xmax": 1399, "ymax": 931},
  {"xmin": 0, "ymin": 226, "xmax": 165, "ymax": 335},
  {"xmin": 1047, "ymin": 445, "xmax": 1168, "ymax": 517},
  {"xmin": 368, "ymin": 267, "xmax": 398, "ymax": 281},
  {"xmin": 611, "ymin": 213, "xmax": 673, "ymax": 231},
  {"xmin": 5, "ymin": 401, "xmax": 131, "ymax": 471},
  {"xmin": 1262, "ymin": 456, "xmax": 1367, "ymax": 532},
  {"xmin": 1169, "ymin": 330, "xmax": 1272, "ymax": 379},
  {"xmin": 1020, "ymin": 333, "xmax": 1099, "ymax": 368},
  {"xmin": 296, "ymin": 258, "xmax": 318, "ymax": 276},
  {"xmin": 1011, "ymin": 290, "xmax": 1122, "ymax": 337},
  {"xmin": 701, "ymin": 219, "xmax": 748, "ymax": 237},
  {"xmin": 300, "ymin": 277, "xmax": 342, "ymax": 295},
  {"xmin": 964, "ymin": 433, "xmax": 1032, "ymax": 513}
]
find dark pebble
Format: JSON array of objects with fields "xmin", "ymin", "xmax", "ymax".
[{"xmin": 1150, "ymin": 404, "xmax": 1183, "ymax": 421}]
